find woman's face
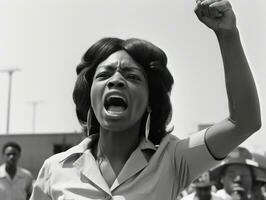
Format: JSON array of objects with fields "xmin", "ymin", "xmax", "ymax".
[{"xmin": 90, "ymin": 50, "xmax": 149, "ymax": 132}]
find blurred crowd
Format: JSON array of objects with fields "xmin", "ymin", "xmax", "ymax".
[{"xmin": 177, "ymin": 147, "xmax": 266, "ymax": 200}]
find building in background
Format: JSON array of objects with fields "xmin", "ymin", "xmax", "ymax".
[{"xmin": 0, "ymin": 133, "xmax": 84, "ymax": 178}]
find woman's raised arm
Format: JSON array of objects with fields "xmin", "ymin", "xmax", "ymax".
[{"xmin": 194, "ymin": 0, "xmax": 261, "ymax": 159}]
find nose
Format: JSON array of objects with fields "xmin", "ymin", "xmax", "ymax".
[
  {"xmin": 233, "ymin": 175, "xmax": 241, "ymax": 183},
  {"xmin": 107, "ymin": 72, "xmax": 126, "ymax": 89}
]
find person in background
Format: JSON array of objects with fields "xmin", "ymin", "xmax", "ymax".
[
  {"xmin": 30, "ymin": 0, "xmax": 261, "ymax": 199},
  {"xmin": 251, "ymin": 151, "xmax": 266, "ymax": 200},
  {"xmin": 210, "ymin": 147, "xmax": 266, "ymax": 200},
  {"xmin": 0, "ymin": 142, "xmax": 33, "ymax": 200},
  {"xmin": 181, "ymin": 172, "xmax": 223, "ymax": 200}
]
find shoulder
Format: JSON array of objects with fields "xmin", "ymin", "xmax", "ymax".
[
  {"xmin": 34, "ymin": 150, "xmax": 80, "ymax": 184},
  {"xmin": 155, "ymin": 133, "xmax": 182, "ymax": 155},
  {"xmin": 41, "ymin": 149, "xmax": 78, "ymax": 171},
  {"xmin": 45, "ymin": 150, "xmax": 72, "ymax": 164},
  {"xmin": 0, "ymin": 163, "xmax": 6, "ymax": 170},
  {"xmin": 0, "ymin": 164, "xmax": 5, "ymax": 177},
  {"xmin": 159, "ymin": 133, "xmax": 181, "ymax": 147},
  {"xmin": 18, "ymin": 167, "xmax": 33, "ymax": 181},
  {"xmin": 40, "ymin": 137, "xmax": 91, "ymax": 171},
  {"xmin": 19, "ymin": 167, "xmax": 32, "ymax": 175},
  {"xmin": 167, "ymin": 133, "xmax": 181, "ymax": 143},
  {"xmin": 163, "ymin": 128, "xmax": 208, "ymax": 148},
  {"xmin": 158, "ymin": 129, "xmax": 207, "ymax": 155},
  {"xmin": 45, "ymin": 137, "xmax": 91, "ymax": 164}
]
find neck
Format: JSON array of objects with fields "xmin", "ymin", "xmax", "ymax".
[
  {"xmin": 5, "ymin": 164, "xmax": 17, "ymax": 177},
  {"xmin": 98, "ymin": 124, "xmax": 141, "ymax": 162}
]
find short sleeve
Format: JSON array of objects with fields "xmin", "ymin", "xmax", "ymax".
[
  {"xmin": 30, "ymin": 160, "xmax": 52, "ymax": 200},
  {"xmin": 174, "ymin": 129, "xmax": 221, "ymax": 183},
  {"xmin": 26, "ymin": 172, "xmax": 34, "ymax": 197}
]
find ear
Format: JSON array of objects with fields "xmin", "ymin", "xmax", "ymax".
[{"xmin": 17, "ymin": 152, "xmax": 21, "ymax": 160}]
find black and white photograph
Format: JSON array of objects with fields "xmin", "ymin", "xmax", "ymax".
[{"xmin": 0, "ymin": 0, "xmax": 265, "ymax": 199}]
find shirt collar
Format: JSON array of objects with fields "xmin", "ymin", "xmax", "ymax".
[
  {"xmin": 0, "ymin": 164, "xmax": 6, "ymax": 178},
  {"xmin": 0, "ymin": 164, "xmax": 24, "ymax": 179},
  {"xmin": 139, "ymin": 137, "xmax": 157, "ymax": 151},
  {"xmin": 15, "ymin": 167, "xmax": 25, "ymax": 178},
  {"xmin": 58, "ymin": 134, "xmax": 157, "ymax": 163},
  {"xmin": 58, "ymin": 134, "xmax": 98, "ymax": 163}
]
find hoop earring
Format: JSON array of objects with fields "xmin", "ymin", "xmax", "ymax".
[
  {"xmin": 87, "ymin": 107, "xmax": 92, "ymax": 136},
  {"xmin": 145, "ymin": 108, "xmax": 151, "ymax": 141}
]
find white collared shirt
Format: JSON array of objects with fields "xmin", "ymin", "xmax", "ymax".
[
  {"xmin": 0, "ymin": 164, "xmax": 33, "ymax": 200},
  {"xmin": 30, "ymin": 129, "xmax": 220, "ymax": 200}
]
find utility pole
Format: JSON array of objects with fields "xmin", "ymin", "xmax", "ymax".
[
  {"xmin": 27, "ymin": 100, "xmax": 43, "ymax": 133},
  {"xmin": 0, "ymin": 67, "xmax": 20, "ymax": 134}
]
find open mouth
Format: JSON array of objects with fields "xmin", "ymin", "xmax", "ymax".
[{"xmin": 104, "ymin": 96, "xmax": 128, "ymax": 113}]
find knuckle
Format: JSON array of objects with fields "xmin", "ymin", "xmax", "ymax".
[{"xmin": 225, "ymin": 0, "xmax": 231, "ymax": 6}]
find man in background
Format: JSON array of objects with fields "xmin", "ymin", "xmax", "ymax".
[{"xmin": 0, "ymin": 142, "xmax": 33, "ymax": 200}]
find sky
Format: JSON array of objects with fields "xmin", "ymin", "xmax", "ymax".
[{"xmin": 0, "ymin": 0, "xmax": 265, "ymax": 152}]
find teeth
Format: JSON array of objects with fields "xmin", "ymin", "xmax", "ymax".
[
  {"xmin": 107, "ymin": 95, "xmax": 126, "ymax": 102},
  {"xmin": 108, "ymin": 106, "xmax": 125, "ymax": 112}
]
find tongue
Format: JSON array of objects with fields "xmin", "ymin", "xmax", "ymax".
[{"xmin": 108, "ymin": 106, "xmax": 124, "ymax": 112}]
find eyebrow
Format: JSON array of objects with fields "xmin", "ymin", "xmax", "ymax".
[{"xmin": 98, "ymin": 64, "xmax": 145, "ymax": 73}]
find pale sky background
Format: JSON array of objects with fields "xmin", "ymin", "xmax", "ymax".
[{"xmin": 0, "ymin": 0, "xmax": 265, "ymax": 152}]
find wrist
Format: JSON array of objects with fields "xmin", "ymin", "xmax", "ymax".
[{"xmin": 215, "ymin": 27, "xmax": 239, "ymax": 40}]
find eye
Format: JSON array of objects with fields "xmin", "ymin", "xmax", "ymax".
[
  {"xmin": 95, "ymin": 72, "xmax": 111, "ymax": 79},
  {"xmin": 126, "ymin": 74, "xmax": 141, "ymax": 81}
]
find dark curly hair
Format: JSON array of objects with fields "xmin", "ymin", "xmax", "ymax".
[
  {"xmin": 73, "ymin": 37, "xmax": 174, "ymax": 144},
  {"xmin": 2, "ymin": 141, "xmax": 21, "ymax": 154}
]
